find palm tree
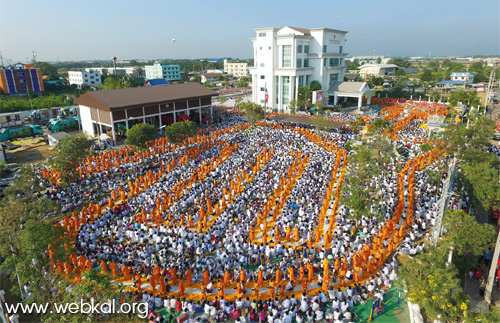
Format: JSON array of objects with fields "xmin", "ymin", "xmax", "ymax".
[{"xmin": 135, "ymin": 66, "xmax": 143, "ymax": 77}]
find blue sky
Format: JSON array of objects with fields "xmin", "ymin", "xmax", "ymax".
[{"xmin": 1, "ymin": 0, "xmax": 499, "ymax": 62}]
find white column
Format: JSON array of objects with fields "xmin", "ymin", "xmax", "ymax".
[
  {"xmin": 110, "ymin": 110, "xmax": 116, "ymax": 145},
  {"xmin": 158, "ymin": 105, "xmax": 163, "ymax": 130},
  {"xmin": 125, "ymin": 109, "xmax": 129, "ymax": 130},
  {"xmin": 333, "ymin": 94, "xmax": 338, "ymax": 105},
  {"xmin": 173, "ymin": 102, "xmax": 177, "ymax": 123},
  {"xmin": 278, "ymin": 76, "xmax": 282, "ymax": 112},
  {"xmin": 199, "ymin": 107, "xmax": 202, "ymax": 123},
  {"xmin": 367, "ymin": 96, "xmax": 371, "ymax": 105},
  {"xmin": 295, "ymin": 75, "xmax": 299, "ymax": 99},
  {"xmin": 358, "ymin": 95, "xmax": 362, "ymax": 108},
  {"xmin": 142, "ymin": 106, "xmax": 146, "ymax": 123}
]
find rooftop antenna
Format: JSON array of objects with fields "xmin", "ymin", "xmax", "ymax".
[
  {"xmin": 32, "ymin": 51, "xmax": 37, "ymax": 67},
  {"xmin": 0, "ymin": 52, "xmax": 5, "ymax": 69}
]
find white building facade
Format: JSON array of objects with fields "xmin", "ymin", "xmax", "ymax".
[
  {"xmin": 223, "ymin": 59, "xmax": 249, "ymax": 78},
  {"xmin": 450, "ymin": 72, "xmax": 475, "ymax": 84},
  {"xmin": 68, "ymin": 69, "xmax": 102, "ymax": 88},
  {"xmin": 249, "ymin": 26, "xmax": 348, "ymax": 112},
  {"xmin": 145, "ymin": 63, "xmax": 181, "ymax": 81}
]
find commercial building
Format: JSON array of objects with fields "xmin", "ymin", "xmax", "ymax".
[
  {"xmin": 249, "ymin": 26, "xmax": 372, "ymax": 111},
  {"xmin": 74, "ymin": 83, "xmax": 216, "ymax": 142},
  {"xmin": 145, "ymin": 63, "xmax": 181, "ymax": 81},
  {"xmin": 358, "ymin": 64, "xmax": 399, "ymax": 79},
  {"xmin": 223, "ymin": 58, "xmax": 249, "ymax": 78},
  {"xmin": 68, "ymin": 69, "xmax": 102, "ymax": 88},
  {"xmin": 0, "ymin": 64, "xmax": 44, "ymax": 95}
]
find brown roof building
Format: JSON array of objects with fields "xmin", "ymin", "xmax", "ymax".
[{"xmin": 74, "ymin": 83, "xmax": 217, "ymax": 142}]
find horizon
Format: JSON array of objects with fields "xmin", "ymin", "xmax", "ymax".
[{"xmin": 1, "ymin": 0, "xmax": 499, "ymax": 63}]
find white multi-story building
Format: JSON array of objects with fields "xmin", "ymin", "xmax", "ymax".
[
  {"xmin": 145, "ymin": 63, "xmax": 181, "ymax": 81},
  {"xmin": 68, "ymin": 69, "xmax": 102, "ymax": 89},
  {"xmin": 223, "ymin": 58, "xmax": 249, "ymax": 78},
  {"xmin": 249, "ymin": 26, "xmax": 371, "ymax": 112}
]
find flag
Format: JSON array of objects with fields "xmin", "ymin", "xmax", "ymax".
[{"xmin": 265, "ymin": 87, "xmax": 269, "ymax": 104}]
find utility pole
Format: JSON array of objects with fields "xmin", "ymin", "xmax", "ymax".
[
  {"xmin": 430, "ymin": 158, "xmax": 456, "ymax": 246},
  {"xmin": 112, "ymin": 56, "xmax": 117, "ymax": 76},
  {"xmin": 485, "ymin": 232, "xmax": 500, "ymax": 304},
  {"xmin": 485, "ymin": 68, "xmax": 496, "ymax": 119}
]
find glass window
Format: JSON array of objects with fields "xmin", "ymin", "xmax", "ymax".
[
  {"xmin": 306, "ymin": 75, "xmax": 310, "ymax": 85},
  {"xmin": 297, "ymin": 45, "xmax": 302, "ymax": 53},
  {"xmin": 324, "ymin": 59, "xmax": 327, "ymax": 67},
  {"xmin": 282, "ymin": 45, "xmax": 292, "ymax": 67},
  {"xmin": 260, "ymin": 87, "xmax": 265, "ymax": 91},
  {"xmin": 304, "ymin": 45, "xmax": 310, "ymax": 53},
  {"xmin": 296, "ymin": 58, "xmax": 302, "ymax": 68},
  {"xmin": 299, "ymin": 75, "xmax": 304, "ymax": 87},
  {"xmin": 339, "ymin": 46, "xmax": 343, "ymax": 53},
  {"xmin": 260, "ymin": 63, "xmax": 265, "ymax": 67},
  {"xmin": 304, "ymin": 58, "xmax": 310, "ymax": 68},
  {"xmin": 260, "ymin": 75, "xmax": 265, "ymax": 79},
  {"xmin": 282, "ymin": 76, "xmax": 290, "ymax": 104},
  {"xmin": 323, "ymin": 45, "xmax": 327, "ymax": 53}
]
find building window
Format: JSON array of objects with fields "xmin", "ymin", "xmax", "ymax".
[
  {"xmin": 339, "ymin": 46, "xmax": 343, "ymax": 53},
  {"xmin": 282, "ymin": 45, "xmax": 292, "ymax": 68},
  {"xmin": 330, "ymin": 58, "xmax": 340, "ymax": 67},
  {"xmin": 268, "ymin": 46, "xmax": 271, "ymax": 50},
  {"xmin": 304, "ymin": 45, "xmax": 310, "ymax": 53},
  {"xmin": 282, "ymin": 76, "xmax": 290, "ymax": 105},
  {"xmin": 297, "ymin": 45, "xmax": 302, "ymax": 53},
  {"xmin": 324, "ymin": 59, "xmax": 327, "ymax": 67},
  {"xmin": 299, "ymin": 75, "xmax": 304, "ymax": 87},
  {"xmin": 261, "ymin": 87, "xmax": 265, "ymax": 91},
  {"xmin": 296, "ymin": 58, "xmax": 302, "ymax": 68},
  {"xmin": 259, "ymin": 32, "xmax": 266, "ymax": 37},
  {"xmin": 260, "ymin": 63, "xmax": 265, "ymax": 67},
  {"xmin": 260, "ymin": 99, "xmax": 265, "ymax": 103},
  {"xmin": 329, "ymin": 73, "xmax": 339, "ymax": 85},
  {"xmin": 304, "ymin": 58, "xmax": 310, "ymax": 68},
  {"xmin": 323, "ymin": 45, "xmax": 327, "ymax": 53},
  {"xmin": 259, "ymin": 47, "xmax": 262, "ymax": 50},
  {"xmin": 260, "ymin": 75, "xmax": 265, "ymax": 79},
  {"xmin": 306, "ymin": 75, "xmax": 310, "ymax": 85}
]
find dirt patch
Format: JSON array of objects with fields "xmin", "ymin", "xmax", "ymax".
[{"xmin": 6, "ymin": 144, "xmax": 56, "ymax": 165}]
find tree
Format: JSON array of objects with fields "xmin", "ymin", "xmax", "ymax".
[
  {"xmin": 309, "ymin": 80, "xmax": 321, "ymax": 91},
  {"xmin": 237, "ymin": 76, "xmax": 250, "ymax": 88},
  {"xmin": 134, "ymin": 66, "xmax": 143, "ymax": 77},
  {"xmin": 235, "ymin": 96, "xmax": 243, "ymax": 107},
  {"xmin": 164, "ymin": 120, "xmax": 197, "ymax": 144},
  {"xmin": 443, "ymin": 117, "xmax": 500, "ymax": 214},
  {"xmin": 125, "ymin": 123, "xmax": 158, "ymax": 148},
  {"xmin": 388, "ymin": 58, "xmax": 412, "ymax": 68},
  {"xmin": 288, "ymin": 99, "xmax": 298, "ymax": 115},
  {"xmin": 298, "ymin": 85, "xmax": 312, "ymax": 109},
  {"xmin": 376, "ymin": 57, "xmax": 382, "ymax": 64},
  {"xmin": 53, "ymin": 133, "xmax": 91, "ymax": 183},
  {"xmin": 369, "ymin": 118, "xmax": 389, "ymax": 133},
  {"xmin": 367, "ymin": 76, "xmax": 384, "ymax": 87},
  {"xmin": 240, "ymin": 102, "xmax": 265, "ymax": 124},
  {"xmin": 420, "ymin": 69, "xmax": 433, "ymax": 82},
  {"xmin": 129, "ymin": 59, "xmax": 139, "ymax": 66},
  {"xmin": 428, "ymin": 89, "xmax": 440, "ymax": 102},
  {"xmin": 398, "ymin": 241, "xmax": 470, "ymax": 323},
  {"xmin": 38, "ymin": 62, "xmax": 58, "ymax": 77},
  {"xmin": 313, "ymin": 117, "xmax": 331, "ymax": 132},
  {"xmin": 103, "ymin": 77, "xmax": 124, "ymax": 90},
  {"xmin": 443, "ymin": 210, "xmax": 496, "ymax": 270},
  {"xmin": 190, "ymin": 75, "xmax": 201, "ymax": 83},
  {"xmin": 448, "ymin": 90, "xmax": 480, "ymax": 107},
  {"xmin": 395, "ymin": 68, "xmax": 405, "ymax": 76},
  {"xmin": 218, "ymin": 96, "xmax": 227, "ymax": 105}
]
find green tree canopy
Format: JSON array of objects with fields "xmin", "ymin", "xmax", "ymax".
[
  {"xmin": 420, "ymin": 69, "xmax": 433, "ymax": 82},
  {"xmin": 53, "ymin": 133, "xmax": 91, "ymax": 183},
  {"xmin": 448, "ymin": 90, "xmax": 480, "ymax": 107},
  {"xmin": 125, "ymin": 123, "xmax": 158, "ymax": 148},
  {"xmin": 398, "ymin": 241, "xmax": 469, "ymax": 323},
  {"xmin": 164, "ymin": 120, "xmax": 197, "ymax": 144},
  {"xmin": 102, "ymin": 77, "xmax": 124, "ymax": 90},
  {"xmin": 309, "ymin": 80, "xmax": 322, "ymax": 91},
  {"xmin": 240, "ymin": 102, "xmax": 265, "ymax": 124},
  {"xmin": 38, "ymin": 62, "xmax": 59, "ymax": 76}
]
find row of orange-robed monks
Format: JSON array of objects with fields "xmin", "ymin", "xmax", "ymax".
[
  {"xmin": 48, "ymin": 122, "xmax": 443, "ymax": 300},
  {"xmin": 41, "ymin": 121, "xmax": 253, "ymax": 186}
]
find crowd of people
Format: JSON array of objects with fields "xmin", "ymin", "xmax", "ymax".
[{"xmin": 32, "ymin": 108, "xmax": 454, "ymax": 322}]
